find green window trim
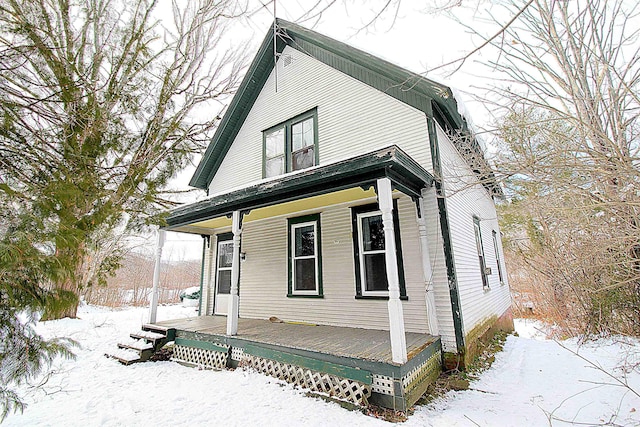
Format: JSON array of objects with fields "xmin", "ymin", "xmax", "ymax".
[
  {"xmin": 263, "ymin": 108, "xmax": 319, "ymax": 178},
  {"xmin": 287, "ymin": 213, "xmax": 323, "ymax": 298},
  {"xmin": 473, "ymin": 216, "xmax": 490, "ymax": 290},
  {"xmin": 351, "ymin": 202, "xmax": 407, "ymax": 300},
  {"xmin": 492, "ymin": 230, "xmax": 505, "ymax": 285}
]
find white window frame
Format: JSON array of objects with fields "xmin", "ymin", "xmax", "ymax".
[
  {"xmin": 290, "ymin": 220, "xmax": 319, "ymax": 295},
  {"xmin": 215, "ymin": 240, "xmax": 233, "ymax": 295},
  {"xmin": 357, "ymin": 210, "xmax": 388, "ymax": 297}
]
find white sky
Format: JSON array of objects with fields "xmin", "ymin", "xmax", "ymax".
[{"xmin": 158, "ymin": 0, "xmax": 502, "ymax": 260}]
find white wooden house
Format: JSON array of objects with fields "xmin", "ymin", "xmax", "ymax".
[{"xmin": 149, "ymin": 19, "xmax": 513, "ymax": 410}]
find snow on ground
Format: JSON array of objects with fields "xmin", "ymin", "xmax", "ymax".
[{"xmin": 4, "ymin": 305, "xmax": 640, "ymax": 427}]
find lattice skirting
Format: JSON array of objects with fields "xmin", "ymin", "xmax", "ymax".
[
  {"xmin": 402, "ymin": 350, "xmax": 441, "ymax": 396},
  {"xmin": 172, "ymin": 345, "xmax": 229, "ymax": 370},
  {"xmin": 243, "ymin": 355, "xmax": 371, "ymax": 406}
]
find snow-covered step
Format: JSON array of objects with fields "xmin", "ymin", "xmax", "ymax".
[
  {"xmin": 142, "ymin": 324, "xmax": 170, "ymax": 333},
  {"xmin": 130, "ymin": 330, "xmax": 166, "ymax": 344},
  {"xmin": 106, "ymin": 348, "xmax": 141, "ymax": 365},
  {"xmin": 118, "ymin": 338, "xmax": 153, "ymax": 352},
  {"xmin": 131, "ymin": 330, "xmax": 166, "ymax": 340}
]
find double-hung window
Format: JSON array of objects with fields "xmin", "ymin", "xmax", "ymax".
[
  {"xmin": 264, "ymin": 109, "xmax": 318, "ymax": 178},
  {"xmin": 473, "ymin": 216, "xmax": 490, "ymax": 289},
  {"xmin": 352, "ymin": 203, "xmax": 406, "ymax": 299},
  {"xmin": 492, "ymin": 230, "xmax": 505, "ymax": 284},
  {"xmin": 215, "ymin": 235, "xmax": 233, "ymax": 294},
  {"xmin": 288, "ymin": 214, "xmax": 323, "ymax": 297}
]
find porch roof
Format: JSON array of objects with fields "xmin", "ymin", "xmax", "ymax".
[{"xmin": 165, "ymin": 145, "xmax": 433, "ymax": 230}]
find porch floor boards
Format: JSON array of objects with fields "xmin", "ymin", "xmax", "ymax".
[{"xmin": 153, "ymin": 315, "xmax": 437, "ymax": 365}]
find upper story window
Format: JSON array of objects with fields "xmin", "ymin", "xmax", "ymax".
[{"xmin": 263, "ymin": 109, "xmax": 318, "ymax": 178}]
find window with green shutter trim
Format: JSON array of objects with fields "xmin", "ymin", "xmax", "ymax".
[
  {"xmin": 263, "ymin": 109, "xmax": 318, "ymax": 178},
  {"xmin": 287, "ymin": 214, "xmax": 323, "ymax": 297}
]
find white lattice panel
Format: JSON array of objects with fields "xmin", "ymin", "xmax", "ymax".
[
  {"xmin": 371, "ymin": 374, "xmax": 394, "ymax": 395},
  {"xmin": 401, "ymin": 351, "xmax": 441, "ymax": 392},
  {"xmin": 244, "ymin": 355, "xmax": 371, "ymax": 405},
  {"xmin": 230, "ymin": 347, "xmax": 245, "ymax": 361},
  {"xmin": 172, "ymin": 345, "xmax": 229, "ymax": 370}
]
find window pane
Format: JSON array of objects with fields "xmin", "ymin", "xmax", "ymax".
[
  {"xmin": 295, "ymin": 225, "xmax": 315, "ymax": 257},
  {"xmin": 291, "ymin": 146, "xmax": 314, "ymax": 171},
  {"xmin": 295, "ymin": 258, "xmax": 316, "ymax": 291},
  {"xmin": 217, "ymin": 269, "xmax": 231, "ymax": 294},
  {"xmin": 361, "ymin": 215, "xmax": 385, "ymax": 252},
  {"xmin": 292, "ymin": 117, "xmax": 313, "ymax": 152},
  {"xmin": 218, "ymin": 243, "xmax": 233, "ymax": 268},
  {"xmin": 266, "ymin": 128, "xmax": 285, "ymax": 157},
  {"xmin": 266, "ymin": 156, "xmax": 284, "ymax": 177},
  {"xmin": 474, "ymin": 223, "xmax": 483, "ymax": 256},
  {"xmin": 364, "ymin": 253, "xmax": 387, "ymax": 291}
]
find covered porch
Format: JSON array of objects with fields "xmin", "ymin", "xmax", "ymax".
[
  {"xmin": 150, "ymin": 315, "xmax": 441, "ymax": 410},
  {"xmin": 149, "ymin": 145, "xmax": 443, "ymax": 410}
]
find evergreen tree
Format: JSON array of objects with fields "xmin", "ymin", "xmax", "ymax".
[{"xmin": 0, "ymin": 0, "xmax": 245, "ymax": 318}]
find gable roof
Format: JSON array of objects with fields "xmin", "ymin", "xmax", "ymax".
[{"xmin": 190, "ymin": 19, "xmax": 496, "ymax": 194}]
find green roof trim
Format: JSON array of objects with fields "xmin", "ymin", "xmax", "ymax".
[
  {"xmin": 167, "ymin": 145, "xmax": 433, "ymax": 229},
  {"xmin": 190, "ymin": 19, "xmax": 496, "ymax": 193}
]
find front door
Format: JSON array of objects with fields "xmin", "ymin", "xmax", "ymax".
[{"xmin": 214, "ymin": 237, "xmax": 233, "ymax": 315}]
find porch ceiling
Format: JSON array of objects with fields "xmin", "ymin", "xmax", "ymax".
[{"xmin": 165, "ymin": 145, "xmax": 433, "ymax": 231}]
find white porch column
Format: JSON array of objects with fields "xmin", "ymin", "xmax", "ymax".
[
  {"xmin": 377, "ymin": 178, "xmax": 408, "ymax": 364},
  {"xmin": 148, "ymin": 228, "xmax": 166, "ymax": 324},
  {"xmin": 418, "ymin": 188, "xmax": 439, "ymax": 336},
  {"xmin": 226, "ymin": 210, "xmax": 242, "ymax": 335}
]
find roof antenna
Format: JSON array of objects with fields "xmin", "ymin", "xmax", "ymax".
[{"xmin": 273, "ymin": 0, "xmax": 278, "ymax": 92}]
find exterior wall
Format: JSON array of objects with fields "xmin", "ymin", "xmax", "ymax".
[
  {"xmin": 208, "ymin": 45, "xmax": 432, "ymax": 195},
  {"xmin": 214, "ymin": 194, "xmax": 431, "ymax": 334},
  {"xmin": 437, "ymin": 125, "xmax": 512, "ymax": 339},
  {"xmin": 202, "ymin": 237, "xmax": 215, "ymax": 315},
  {"xmin": 421, "ymin": 186, "xmax": 457, "ymax": 352}
]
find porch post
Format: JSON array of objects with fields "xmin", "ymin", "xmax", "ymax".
[
  {"xmin": 377, "ymin": 178, "xmax": 408, "ymax": 364},
  {"xmin": 418, "ymin": 187, "xmax": 439, "ymax": 336},
  {"xmin": 226, "ymin": 210, "xmax": 242, "ymax": 335},
  {"xmin": 148, "ymin": 228, "xmax": 166, "ymax": 324}
]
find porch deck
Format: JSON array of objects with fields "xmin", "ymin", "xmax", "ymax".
[
  {"xmin": 151, "ymin": 315, "xmax": 441, "ymax": 410},
  {"xmin": 153, "ymin": 315, "xmax": 437, "ymax": 365}
]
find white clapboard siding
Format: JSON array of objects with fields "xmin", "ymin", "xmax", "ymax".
[
  {"xmin": 235, "ymin": 194, "xmax": 430, "ymax": 334},
  {"xmin": 203, "ymin": 238, "xmax": 216, "ymax": 316},
  {"xmin": 208, "ymin": 46, "xmax": 432, "ymax": 195},
  {"xmin": 437, "ymin": 125, "xmax": 511, "ymax": 336},
  {"xmin": 421, "ymin": 187, "xmax": 458, "ymax": 352}
]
